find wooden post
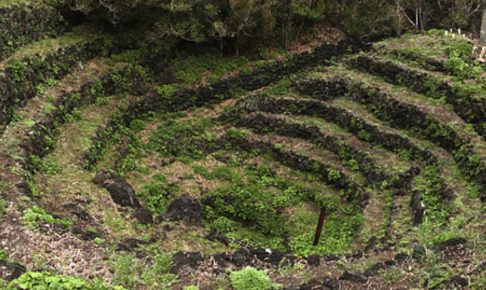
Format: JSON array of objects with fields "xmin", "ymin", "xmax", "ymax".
[
  {"xmin": 481, "ymin": 9, "xmax": 486, "ymax": 45},
  {"xmin": 479, "ymin": 10, "xmax": 486, "ymax": 62},
  {"xmin": 313, "ymin": 207, "xmax": 327, "ymax": 246}
]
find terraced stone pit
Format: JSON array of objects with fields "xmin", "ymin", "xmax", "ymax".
[{"xmin": 0, "ymin": 5, "xmax": 484, "ymax": 289}]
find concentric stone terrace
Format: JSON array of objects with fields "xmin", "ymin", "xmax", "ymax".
[{"xmin": 0, "ymin": 4, "xmax": 484, "ymax": 288}]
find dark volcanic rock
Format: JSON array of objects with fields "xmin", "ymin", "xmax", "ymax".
[
  {"xmin": 206, "ymin": 231, "xmax": 230, "ymax": 246},
  {"xmin": 71, "ymin": 224, "xmax": 101, "ymax": 241},
  {"xmin": 283, "ymin": 254, "xmax": 297, "ymax": 265},
  {"xmin": 394, "ymin": 252, "xmax": 409, "ymax": 262},
  {"xmin": 306, "ymin": 254, "xmax": 321, "ymax": 266},
  {"xmin": 324, "ymin": 254, "xmax": 340, "ymax": 261},
  {"xmin": 339, "ymin": 271, "xmax": 368, "ymax": 283},
  {"xmin": 413, "ymin": 245, "xmax": 426, "ymax": 261},
  {"xmin": 163, "ymin": 195, "xmax": 202, "ymax": 222},
  {"xmin": 298, "ymin": 279, "xmax": 322, "ymax": 290},
  {"xmin": 322, "ymin": 277, "xmax": 339, "ymax": 289},
  {"xmin": 365, "ymin": 236, "xmax": 378, "ymax": 252},
  {"xmin": 410, "ymin": 190, "xmax": 425, "ymax": 225},
  {"xmin": 352, "ymin": 250, "xmax": 363, "ymax": 259},
  {"xmin": 93, "ymin": 171, "xmax": 140, "ymax": 208},
  {"xmin": 171, "ymin": 251, "xmax": 203, "ymax": 273},
  {"xmin": 251, "ymin": 247, "xmax": 269, "ymax": 260},
  {"xmin": 132, "ymin": 208, "xmax": 153, "ymax": 225},
  {"xmin": 267, "ymin": 250, "xmax": 284, "ymax": 265},
  {"xmin": 117, "ymin": 238, "xmax": 149, "ymax": 252},
  {"xmin": 231, "ymin": 248, "xmax": 250, "ymax": 267},
  {"xmin": 213, "ymin": 252, "xmax": 231, "ymax": 267},
  {"xmin": 432, "ymin": 237, "xmax": 467, "ymax": 251},
  {"xmin": 365, "ymin": 262, "xmax": 385, "ymax": 276},
  {"xmin": 451, "ymin": 275, "xmax": 468, "ymax": 287},
  {"xmin": 439, "ymin": 187, "xmax": 456, "ymax": 202},
  {"xmin": 0, "ymin": 260, "xmax": 26, "ymax": 281},
  {"xmin": 63, "ymin": 202, "xmax": 92, "ymax": 222}
]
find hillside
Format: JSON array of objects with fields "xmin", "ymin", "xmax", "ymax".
[{"xmin": 0, "ymin": 2, "xmax": 485, "ymax": 289}]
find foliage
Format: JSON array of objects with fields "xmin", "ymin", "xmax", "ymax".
[
  {"xmin": 204, "ymin": 163, "xmax": 300, "ymax": 236},
  {"xmin": 201, "ymin": 151, "xmax": 361, "ymax": 256},
  {"xmin": 142, "ymin": 253, "xmax": 178, "ymax": 289},
  {"xmin": 444, "ymin": 43, "xmax": 483, "ymax": 79},
  {"xmin": 229, "ymin": 267, "xmax": 280, "ymax": 290},
  {"xmin": 148, "ymin": 117, "xmax": 216, "ymax": 159},
  {"xmin": 112, "ymin": 253, "xmax": 176, "ymax": 289},
  {"xmin": 138, "ymin": 174, "xmax": 175, "ymax": 215},
  {"xmin": 0, "ymin": 197, "xmax": 6, "ymax": 217},
  {"xmin": 170, "ymin": 54, "xmax": 249, "ymax": 85},
  {"xmin": 112, "ymin": 254, "xmax": 139, "ymax": 288},
  {"xmin": 58, "ymin": 0, "xmax": 457, "ymax": 50},
  {"xmin": 6, "ymin": 271, "xmax": 124, "ymax": 290},
  {"xmin": 23, "ymin": 206, "xmax": 72, "ymax": 229},
  {"xmin": 210, "ymin": 216, "xmax": 235, "ymax": 234}
]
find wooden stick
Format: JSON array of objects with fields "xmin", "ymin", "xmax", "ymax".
[{"xmin": 313, "ymin": 207, "xmax": 327, "ymax": 246}]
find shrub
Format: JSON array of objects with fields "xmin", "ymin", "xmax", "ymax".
[
  {"xmin": 229, "ymin": 267, "xmax": 280, "ymax": 290},
  {"xmin": 138, "ymin": 175, "xmax": 174, "ymax": 215},
  {"xmin": 210, "ymin": 216, "xmax": 235, "ymax": 234},
  {"xmin": 6, "ymin": 271, "xmax": 123, "ymax": 289},
  {"xmin": 327, "ymin": 169, "xmax": 341, "ymax": 182}
]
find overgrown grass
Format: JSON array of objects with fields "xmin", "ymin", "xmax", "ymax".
[{"xmin": 111, "ymin": 252, "xmax": 177, "ymax": 289}]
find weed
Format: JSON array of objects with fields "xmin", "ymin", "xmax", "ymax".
[
  {"xmin": 0, "ymin": 198, "xmax": 6, "ymax": 217},
  {"xmin": 0, "ymin": 181, "xmax": 10, "ymax": 191},
  {"xmin": 23, "ymin": 206, "xmax": 72, "ymax": 229},
  {"xmin": 6, "ymin": 272, "xmax": 122, "ymax": 290},
  {"xmin": 112, "ymin": 255, "xmax": 140, "ymax": 288},
  {"xmin": 357, "ymin": 130, "xmax": 371, "ymax": 141},
  {"xmin": 210, "ymin": 216, "xmax": 235, "ymax": 234},
  {"xmin": 230, "ymin": 267, "xmax": 281, "ymax": 290},
  {"xmin": 138, "ymin": 174, "xmax": 175, "ymax": 215},
  {"xmin": 42, "ymin": 158, "xmax": 63, "ymax": 175},
  {"xmin": 327, "ymin": 169, "xmax": 341, "ymax": 182},
  {"xmin": 142, "ymin": 253, "xmax": 178, "ymax": 289},
  {"xmin": 382, "ymin": 268, "xmax": 403, "ymax": 285},
  {"xmin": 9, "ymin": 59, "xmax": 26, "ymax": 82}
]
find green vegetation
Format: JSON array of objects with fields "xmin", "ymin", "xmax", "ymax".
[
  {"xmin": 137, "ymin": 174, "xmax": 175, "ymax": 215},
  {"xmin": 171, "ymin": 54, "xmax": 250, "ymax": 85},
  {"xmin": 1, "ymin": 0, "xmax": 486, "ymax": 287},
  {"xmin": 23, "ymin": 206, "xmax": 72, "ymax": 229},
  {"xmin": 0, "ymin": 197, "xmax": 6, "ymax": 217},
  {"xmin": 230, "ymin": 267, "xmax": 281, "ymax": 290},
  {"xmin": 6, "ymin": 271, "xmax": 124, "ymax": 290},
  {"xmin": 112, "ymin": 253, "xmax": 177, "ymax": 289},
  {"xmin": 66, "ymin": 0, "xmax": 486, "ymax": 48},
  {"xmin": 147, "ymin": 117, "xmax": 216, "ymax": 159}
]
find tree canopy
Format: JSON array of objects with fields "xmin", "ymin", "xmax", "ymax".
[{"xmin": 61, "ymin": 0, "xmax": 486, "ymax": 51}]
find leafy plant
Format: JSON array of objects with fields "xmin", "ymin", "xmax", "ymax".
[
  {"xmin": 7, "ymin": 271, "xmax": 123, "ymax": 289},
  {"xmin": 23, "ymin": 206, "xmax": 72, "ymax": 229},
  {"xmin": 229, "ymin": 267, "xmax": 281, "ymax": 290},
  {"xmin": 138, "ymin": 174, "xmax": 175, "ymax": 215},
  {"xmin": 0, "ymin": 198, "xmax": 6, "ymax": 217},
  {"xmin": 327, "ymin": 169, "xmax": 341, "ymax": 182},
  {"xmin": 112, "ymin": 255, "xmax": 140, "ymax": 288},
  {"xmin": 210, "ymin": 216, "xmax": 235, "ymax": 234},
  {"xmin": 142, "ymin": 253, "xmax": 178, "ymax": 289}
]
